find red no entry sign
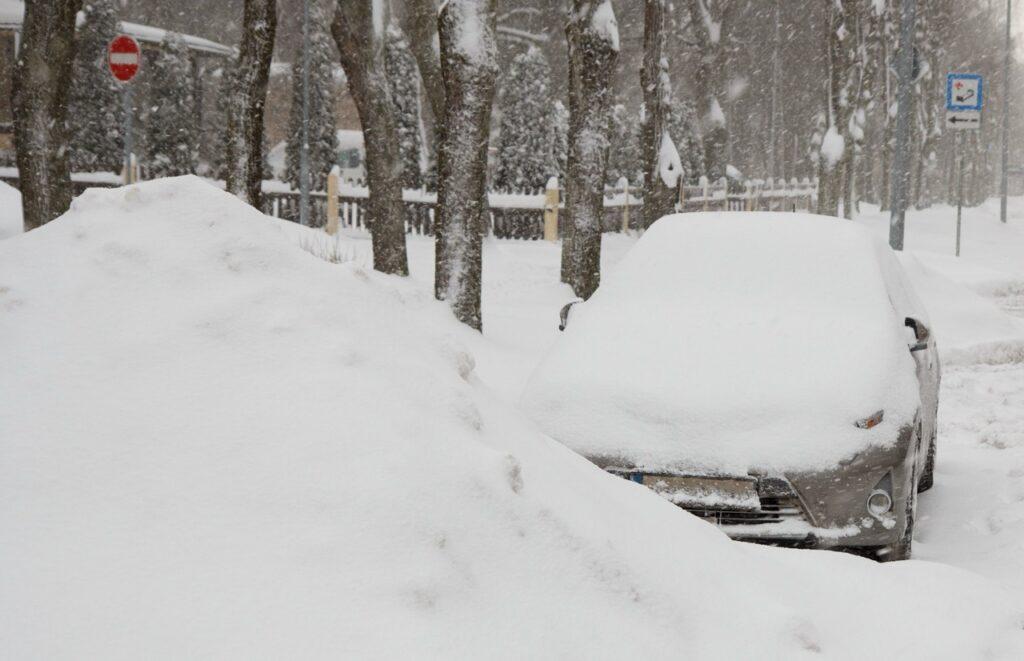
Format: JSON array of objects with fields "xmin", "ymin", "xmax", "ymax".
[{"xmin": 108, "ymin": 35, "xmax": 141, "ymax": 82}]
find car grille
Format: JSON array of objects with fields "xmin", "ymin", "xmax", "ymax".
[{"xmin": 679, "ymin": 496, "xmax": 806, "ymax": 526}]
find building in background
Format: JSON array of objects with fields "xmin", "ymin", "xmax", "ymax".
[{"xmin": 0, "ymin": 0, "xmax": 232, "ymax": 165}]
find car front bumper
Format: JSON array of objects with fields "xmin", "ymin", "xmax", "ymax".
[{"xmin": 600, "ymin": 423, "xmax": 918, "ymax": 551}]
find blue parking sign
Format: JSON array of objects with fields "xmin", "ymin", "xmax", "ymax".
[{"xmin": 946, "ymin": 73, "xmax": 983, "ymax": 112}]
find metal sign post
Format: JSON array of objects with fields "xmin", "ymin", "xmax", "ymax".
[
  {"xmin": 1001, "ymin": 0, "xmax": 1012, "ymax": 223},
  {"xmin": 946, "ymin": 72, "xmax": 984, "ymax": 257},
  {"xmin": 299, "ymin": 0, "xmax": 311, "ymax": 227},
  {"xmin": 888, "ymin": 0, "xmax": 917, "ymax": 252},
  {"xmin": 123, "ymin": 86, "xmax": 133, "ymax": 183},
  {"xmin": 108, "ymin": 35, "xmax": 142, "ymax": 185},
  {"xmin": 956, "ymin": 132, "xmax": 964, "ymax": 257}
]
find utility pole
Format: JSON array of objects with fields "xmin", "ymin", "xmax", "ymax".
[
  {"xmin": 1000, "ymin": 0, "xmax": 1012, "ymax": 223},
  {"xmin": 768, "ymin": 0, "xmax": 781, "ymax": 181},
  {"xmin": 298, "ymin": 0, "xmax": 311, "ymax": 227},
  {"xmin": 889, "ymin": 0, "xmax": 917, "ymax": 251}
]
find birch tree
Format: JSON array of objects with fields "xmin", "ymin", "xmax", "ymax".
[
  {"xmin": 435, "ymin": 0, "xmax": 499, "ymax": 330},
  {"xmin": 225, "ymin": 0, "xmax": 276, "ymax": 208},
  {"xmin": 331, "ymin": 0, "xmax": 409, "ymax": 276},
  {"xmin": 560, "ymin": 0, "xmax": 619, "ymax": 299},
  {"xmin": 12, "ymin": 0, "xmax": 83, "ymax": 231}
]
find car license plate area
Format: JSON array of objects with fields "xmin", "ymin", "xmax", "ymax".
[{"xmin": 641, "ymin": 475, "xmax": 760, "ymax": 511}]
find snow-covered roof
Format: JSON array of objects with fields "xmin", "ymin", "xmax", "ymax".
[
  {"xmin": 269, "ymin": 61, "xmax": 347, "ymax": 84},
  {"xmin": 337, "ymin": 129, "xmax": 364, "ymax": 150},
  {"xmin": 0, "ymin": 0, "xmax": 233, "ymax": 57},
  {"xmin": 523, "ymin": 213, "xmax": 922, "ymax": 475}
]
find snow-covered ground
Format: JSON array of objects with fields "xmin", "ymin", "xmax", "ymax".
[
  {"xmin": 320, "ymin": 197, "xmax": 1024, "ymax": 591},
  {"xmin": 0, "ymin": 181, "xmax": 23, "ymax": 240},
  {"xmin": 857, "ymin": 200, "xmax": 1024, "ymax": 591},
  {"xmin": 3, "ymin": 180, "xmax": 1024, "ymax": 658}
]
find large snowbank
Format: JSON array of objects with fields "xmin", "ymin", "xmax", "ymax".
[
  {"xmin": 2, "ymin": 179, "xmax": 1023, "ymax": 659},
  {"xmin": 0, "ymin": 180, "xmax": 22, "ymax": 240},
  {"xmin": 523, "ymin": 213, "xmax": 921, "ymax": 475}
]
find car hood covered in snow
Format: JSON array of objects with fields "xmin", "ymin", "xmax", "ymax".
[{"xmin": 522, "ymin": 213, "xmax": 922, "ymax": 475}]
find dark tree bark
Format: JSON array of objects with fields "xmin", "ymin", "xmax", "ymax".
[
  {"xmin": 398, "ymin": 0, "xmax": 445, "ymax": 129},
  {"xmin": 435, "ymin": 0, "xmax": 499, "ymax": 330},
  {"xmin": 398, "ymin": 0, "xmax": 449, "ymax": 298},
  {"xmin": 12, "ymin": 0, "xmax": 83, "ymax": 231},
  {"xmin": 225, "ymin": 0, "xmax": 276, "ymax": 209},
  {"xmin": 641, "ymin": 0, "xmax": 675, "ymax": 227},
  {"xmin": 817, "ymin": 0, "xmax": 857, "ymax": 217},
  {"xmin": 332, "ymin": 1, "xmax": 409, "ymax": 277},
  {"xmin": 560, "ymin": 1, "xmax": 619, "ymax": 300},
  {"xmin": 687, "ymin": 0, "xmax": 734, "ymax": 182}
]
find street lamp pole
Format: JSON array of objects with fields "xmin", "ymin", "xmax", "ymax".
[
  {"xmin": 299, "ymin": 0, "xmax": 311, "ymax": 227},
  {"xmin": 889, "ymin": 0, "xmax": 917, "ymax": 250},
  {"xmin": 1000, "ymin": 0, "xmax": 1012, "ymax": 224}
]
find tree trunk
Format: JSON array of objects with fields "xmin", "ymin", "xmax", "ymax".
[
  {"xmin": 561, "ymin": 1, "xmax": 619, "ymax": 300},
  {"xmin": 225, "ymin": 0, "xmax": 276, "ymax": 209},
  {"xmin": 12, "ymin": 0, "xmax": 83, "ymax": 231},
  {"xmin": 436, "ymin": 0, "xmax": 499, "ymax": 330},
  {"xmin": 332, "ymin": 1, "xmax": 409, "ymax": 276},
  {"xmin": 817, "ymin": 0, "xmax": 856, "ymax": 218},
  {"xmin": 398, "ymin": 0, "xmax": 449, "ymax": 298},
  {"xmin": 640, "ymin": 0, "xmax": 675, "ymax": 227},
  {"xmin": 879, "ymin": 23, "xmax": 892, "ymax": 212},
  {"xmin": 399, "ymin": 0, "xmax": 445, "ymax": 129},
  {"xmin": 687, "ymin": 0, "xmax": 733, "ymax": 182}
]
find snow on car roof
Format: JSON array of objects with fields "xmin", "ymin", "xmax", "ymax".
[{"xmin": 522, "ymin": 212, "xmax": 922, "ymax": 475}]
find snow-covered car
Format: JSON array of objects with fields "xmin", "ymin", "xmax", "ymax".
[{"xmin": 523, "ymin": 213, "xmax": 940, "ymax": 560}]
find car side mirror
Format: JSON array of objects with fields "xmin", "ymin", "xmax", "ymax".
[
  {"xmin": 559, "ymin": 300, "xmax": 581, "ymax": 331},
  {"xmin": 905, "ymin": 317, "xmax": 929, "ymax": 353}
]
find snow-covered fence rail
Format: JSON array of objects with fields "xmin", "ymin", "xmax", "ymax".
[
  {"xmin": 0, "ymin": 168, "xmax": 124, "ymax": 198},
  {"xmin": 263, "ymin": 176, "xmax": 817, "ymax": 239},
  {"xmin": 0, "ymin": 170, "xmax": 817, "ymax": 238},
  {"xmin": 674, "ymin": 177, "xmax": 818, "ymax": 215}
]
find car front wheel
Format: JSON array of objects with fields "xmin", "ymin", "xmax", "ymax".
[
  {"xmin": 881, "ymin": 457, "xmax": 919, "ymax": 562},
  {"xmin": 918, "ymin": 431, "xmax": 936, "ymax": 493}
]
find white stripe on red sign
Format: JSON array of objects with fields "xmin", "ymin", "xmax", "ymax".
[{"xmin": 110, "ymin": 53, "xmax": 139, "ymax": 65}]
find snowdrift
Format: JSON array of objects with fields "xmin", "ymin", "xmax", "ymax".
[
  {"xmin": 2, "ymin": 178, "xmax": 1022, "ymax": 660},
  {"xmin": 0, "ymin": 180, "xmax": 22, "ymax": 240}
]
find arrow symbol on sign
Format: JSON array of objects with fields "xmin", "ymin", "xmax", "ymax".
[{"xmin": 948, "ymin": 116, "xmax": 980, "ymax": 124}]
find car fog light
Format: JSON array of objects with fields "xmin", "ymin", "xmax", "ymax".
[{"xmin": 867, "ymin": 489, "xmax": 893, "ymax": 516}]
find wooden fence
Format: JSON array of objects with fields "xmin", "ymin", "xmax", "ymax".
[
  {"xmin": 263, "ymin": 175, "xmax": 819, "ymax": 240},
  {"xmin": 0, "ymin": 169, "xmax": 818, "ymax": 241}
]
